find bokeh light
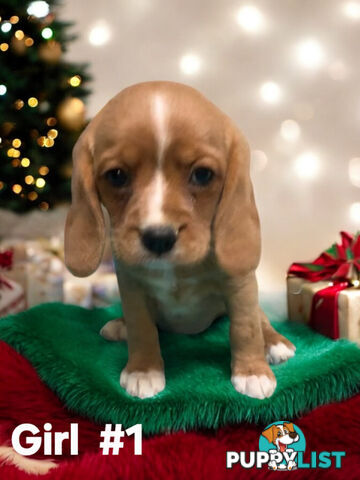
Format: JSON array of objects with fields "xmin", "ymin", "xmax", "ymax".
[
  {"xmin": 179, "ymin": 53, "xmax": 202, "ymax": 75},
  {"xmin": 236, "ymin": 5, "xmax": 265, "ymax": 33},
  {"xmin": 294, "ymin": 152, "xmax": 321, "ymax": 180}
]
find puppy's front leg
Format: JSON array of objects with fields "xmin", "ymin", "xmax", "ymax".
[
  {"xmin": 228, "ymin": 272, "xmax": 276, "ymax": 399},
  {"xmin": 118, "ymin": 274, "xmax": 165, "ymax": 399}
]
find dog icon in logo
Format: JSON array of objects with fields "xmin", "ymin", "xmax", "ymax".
[{"xmin": 261, "ymin": 422, "xmax": 300, "ymax": 471}]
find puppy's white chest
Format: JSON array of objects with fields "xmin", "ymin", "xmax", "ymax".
[{"xmin": 139, "ymin": 263, "xmax": 226, "ymax": 334}]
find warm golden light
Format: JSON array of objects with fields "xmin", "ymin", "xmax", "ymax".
[
  {"xmin": 7, "ymin": 148, "xmax": 14, "ymax": 157},
  {"xmin": 28, "ymin": 97, "xmax": 38, "ymax": 107},
  {"xmin": 10, "ymin": 16, "xmax": 19, "ymax": 24},
  {"xmin": 15, "ymin": 30, "xmax": 24, "ymax": 40},
  {"xmin": 39, "ymin": 166, "xmax": 49, "ymax": 175},
  {"xmin": 14, "ymin": 99, "xmax": 24, "ymax": 110},
  {"xmin": 21, "ymin": 158, "xmax": 30, "ymax": 167},
  {"xmin": 12, "ymin": 184, "xmax": 22, "ymax": 194},
  {"xmin": 0, "ymin": 43, "xmax": 9, "ymax": 51},
  {"xmin": 12, "ymin": 138, "xmax": 21, "ymax": 148},
  {"xmin": 0, "ymin": 181, "xmax": 4, "ymax": 190},
  {"xmin": 36, "ymin": 178, "xmax": 46, "ymax": 188},
  {"xmin": 37, "ymin": 136, "xmax": 46, "ymax": 146},
  {"xmin": 47, "ymin": 128, "xmax": 58, "ymax": 139},
  {"xmin": 28, "ymin": 191, "xmax": 38, "ymax": 201},
  {"xmin": 12, "ymin": 159, "xmax": 21, "ymax": 167},
  {"xmin": 39, "ymin": 201, "xmax": 49, "ymax": 211},
  {"xmin": 25, "ymin": 37, "xmax": 34, "ymax": 47},
  {"xmin": 44, "ymin": 138, "xmax": 54, "ymax": 147},
  {"xmin": 25, "ymin": 175, "xmax": 34, "ymax": 184},
  {"xmin": 46, "ymin": 117, "xmax": 57, "ymax": 126},
  {"xmin": 69, "ymin": 75, "xmax": 81, "ymax": 87}
]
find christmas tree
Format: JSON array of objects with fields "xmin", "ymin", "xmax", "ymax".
[{"xmin": 0, "ymin": 0, "xmax": 90, "ymax": 212}]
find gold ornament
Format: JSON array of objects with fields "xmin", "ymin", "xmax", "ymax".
[
  {"xmin": 57, "ymin": 97, "xmax": 85, "ymax": 131},
  {"xmin": 38, "ymin": 40, "xmax": 62, "ymax": 63}
]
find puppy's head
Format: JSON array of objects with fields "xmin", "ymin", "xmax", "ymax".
[
  {"xmin": 65, "ymin": 81, "xmax": 260, "ymax": 277},
  {"xmin": 262, "ymin": 423, "xmax": 299, "ymax": 452}
]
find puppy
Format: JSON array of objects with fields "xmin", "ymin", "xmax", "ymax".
[{"xmin": 64, "ymin": 81, "xmax": 295, "ymax": 400}]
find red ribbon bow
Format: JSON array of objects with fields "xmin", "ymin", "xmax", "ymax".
[
  {"xmin": 0, "ymin": 250, "xmax": 14, "ymax": 290},
  {"xmin": 288, "ymin": 231, "xmax": 360, "ymax": 283},
  {"xmin": 288, "ymin": 232, "xmax": 360, "ymax": 340}
]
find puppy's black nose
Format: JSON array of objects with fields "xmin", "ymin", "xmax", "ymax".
[{"xmin": 141, "ymin": 226, "xmax": 177, "ymax": 255}]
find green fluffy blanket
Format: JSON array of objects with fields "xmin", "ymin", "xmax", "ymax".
[{"xmin": 0, "ymin": 302, "xmax": 360, "ymax": 434}]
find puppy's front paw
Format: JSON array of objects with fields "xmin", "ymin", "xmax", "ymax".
[
  {"xmin": 231, "ymin": 362, "xmax": 276, "ymax": 399},
  {"xmin": 100, "ymin": 318, "xmax": 127, "ymax": 341},
  {"xmin": 120, "ymin": 368, "xmax": 165, "ymax": 399},
  {"xmin": 266, "ymin": 342, "xmax": 295, "ymax": 365}
]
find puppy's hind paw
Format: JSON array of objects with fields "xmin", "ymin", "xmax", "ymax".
[
  {"xmin": 100, "ymin": 318, "xmax": 127, "ymax": 341},
  {"xmin": 266, "ymin": 342, "xmax": 295, "ymax": 365},
  {"xmin": 231, "ymin": 373, "xmax": 276, "ymax": 399},
  {"xmin": 120, "ymin": 369, "xmax": 165, "ymax": 399}
]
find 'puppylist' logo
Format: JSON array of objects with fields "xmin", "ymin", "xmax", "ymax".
[{"xmin": 227, "ymin": 421, "xmax": 345, "ymax": 471}]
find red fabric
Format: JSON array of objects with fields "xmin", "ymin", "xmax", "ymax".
[{"xmin": 0, "ymin": 339, "xmax": 360, "ymax": 479}]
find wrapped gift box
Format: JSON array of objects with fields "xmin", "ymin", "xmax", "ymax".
[{"xmin": 287, "ymin": 231, "xmax": 360, "ymax": 343}]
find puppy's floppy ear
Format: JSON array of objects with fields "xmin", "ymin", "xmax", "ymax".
[
  {"xmin": 284, "ymin": 422, "xmax": 295, "ymax": 433},
  {"xmin": 262, "ymin": 425, "xmax": 276, "ymax": 444},
  {"xmin": 213, "ymin": 127, "xmax": 260, "ymax": 275},
  {"xmin": 64, "ymin": 132, "xmax": 105, "ymax": 277}
]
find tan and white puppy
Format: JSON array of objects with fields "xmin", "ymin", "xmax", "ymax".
[{"xmin": 65, "ymin": 81, "xmax": 295, "ymax": 400}]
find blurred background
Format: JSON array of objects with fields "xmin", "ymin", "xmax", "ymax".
[{"xmin": 0, "ymin": 0, "xmax": 360, "ymax": 316}]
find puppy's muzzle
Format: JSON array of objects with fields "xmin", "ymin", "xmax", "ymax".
[{"xmin": 141, "ymin": 225, "xmax": 177, "ymax": 255}]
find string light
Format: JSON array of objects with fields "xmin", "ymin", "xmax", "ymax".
[
  {"xmin": 0, "ymin": 85, "xmax": 7, "ymax": 95},
  {"xmin": 44, "ymin": 138, "xmax": 54, "ymax": 147},
  {"xmin": 39, "ymin": 166, "xmax": 49, "ymax": 175},
  {"xmin": 349, "ymin": 202, "xmax": 360, "ymax": 223},
  {"xmin": 15, "ymin": 30, "xmax": 24, "ymax": 40},
  {"xmin": 28, "ymin": 97, "xmax": 38, "ymax": 107},
  {"xmin": 236, "ymin": 5, "xmax": 265, "ymax": 33},
  {"xmin": 251, "ymin": 150, "xmax": 268, "ymax": 172},
  {"xmin": 69, "ymin": 75, "xmax": 81, "ymax": 87},
  {"xmin": 36, "ymin": 178, "xmax": 46, "ymax": 188},
  {"xmin": 0, "ymin": 43, "xmax": 9, "ymax": 51},
  {"xmin": 88, "ymin": 22, "xmax": 111, "ymax": 46},
  {"xmin": 14, "ymin": 99, "xmax": 24, "ymax": 110},
  {"xmin": 27, "ymin": 1, "xmax": 50, "ymax": 18},
  {"xmin": 28, "ymin": 192, "xmax": 38, "ymax": 201},
  {"xmin": 25, "ymin": 175, "xmax": 34, "ymax": 185},
  {"xmin": 12, "ymin": 184, "xmax": 22, "ymax": 194},
  {"xmin": 1, "ymin": 22, "xmax": 12, "ymax": 33},
  {"xmin": 37, "ymin": 136, "xmax": 46, "ymax": 146},
  {"xmin": 260, "ymin": 81, "xmax": 282, "ymax": 104},
  {"xmin": 349, "ymin": 157, "xmax": 360, "ymax": 187},
  {"xmin": 21, "ymin": 158, "xmax": 30, "ymax": 167},
  {"xmin": 39, "ymin": 202, "xmax": 49, "ymax": 211},
  {"xmin": 46, "ymin": 117, "xmax": 57, "ymax": 126},
  {"xmin": 47, "ymin": 129, "xmax": 58, "ymax": 139},
  {"xmin": 280, "ymin": 119, "xmax": 301, "ymax": 142},
  {"xmin": 12, "ymin": 159, "xmax": 21, "ymax": 167},
  {"xmin": 12, "ymin": 138, "xmax": 21, "ymax": 148},
  {"xmin": 343, "ymin": 2, "xmax": 360, "ymax": 19},
  {"xmin": 179, "ymin": 53, "xmax": 202, "ymax": 75},
  {"xmin": 0, "ymin": 182, "xmax": 4, "ymax": 190},
  {"xmin": 41, "ymin": 27, "xmax": 53, "ymax": 39},
  {"xmin": 294, "ymin": 152, "xmax": 321, "ymax": 180},
  {"xmin": 295, "ymin": 38, "xmax": 325, "ymax": 70},
  {"xmin": 10, "ymin": 16, "xmax": 19, "ymax": 24},
  {"xmin": 25, "ymin": 38, "xmax": 34, "ymax": 47}
]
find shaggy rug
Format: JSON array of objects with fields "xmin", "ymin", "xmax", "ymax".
[
  {"xmin": 0, "ymin": 340, "xmax": 359, "ymax": 479},
  {"xmin": 0, "ymin": 303, "xmax": 360, "ymax": 435}
]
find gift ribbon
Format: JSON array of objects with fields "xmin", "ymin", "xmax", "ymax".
[
  {"xmin": 288, "ymin": 231, "xmax": 360, "ymax": 340},
  {"xmin": 0, "ymin": 250, "xmax": 14, "ymax": 291}
]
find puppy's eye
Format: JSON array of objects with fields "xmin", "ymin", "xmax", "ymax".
[
  {"xmin": 277, "ymin": 431, "xmax": 282, "ymax": 437},
  {"xmin": 105, "ymin": 169, "xmax": 129, "ymax": 188},
  {"xmin": 189, "ymin": 167, "xmax": 214, "ymax": 186}
]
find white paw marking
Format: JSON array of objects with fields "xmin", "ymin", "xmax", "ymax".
[
  {"xmin": 266, "ymin": 342, "xmax": 295, "ymax": 365},
  {"xmin": 100, "ymin": 319, "xmax": 127, "ymax": 341},
  {"xmin": 120, "ymin": 369, "xmax": 165, "ymax": 399},
  {"xmin": 231, "ymin": 374, "xmax": 277, "ymax": 399}
]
